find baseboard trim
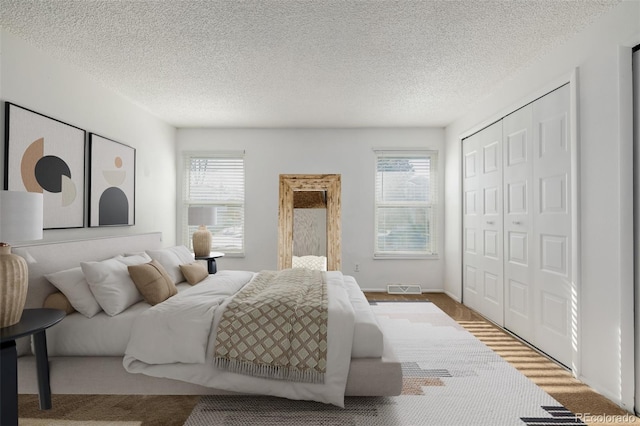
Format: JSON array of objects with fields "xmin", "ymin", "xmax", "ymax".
[
  {"xmin": 444, "ymin": 290, "xmax": 461, "ymax": 302},
  {"xmin": 361, "ymin": 288, "xmax": 446, "ymax": 294}
]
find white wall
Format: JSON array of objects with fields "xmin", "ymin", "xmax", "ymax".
[
  {"xmin": 444, "ymin": 1, "xmax": 640, "ymax": 412},
  {"xmin": 0, "ymin": 29, "xmax": 177, "ymax": 245},
  {"xmin": 177, "ymin": 128, "xmax": 444, "ymax": 291}
]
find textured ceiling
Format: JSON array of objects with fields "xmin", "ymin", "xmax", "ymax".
[{"xmin": 0, "ymin": 0, "xmax": 621, "ymax": 128}]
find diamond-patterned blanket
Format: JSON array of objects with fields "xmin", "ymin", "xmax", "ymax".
[{"xmin": 213, "ymin": 269, "xmax": 328, "ymax": 384}]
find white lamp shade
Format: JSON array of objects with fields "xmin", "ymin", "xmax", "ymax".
[
  {"xmin": 188, "ymin": 206, "xmax": 216, "ymax": 226},
  {"xmin": 0, "ymin": 191, "xmax": 44, "ymax": 243}
]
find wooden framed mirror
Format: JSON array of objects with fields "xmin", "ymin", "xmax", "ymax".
[{"xmin": 278, "ymin": 174, "xmax": 341, "ymax": 270}]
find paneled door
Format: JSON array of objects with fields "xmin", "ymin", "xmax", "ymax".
[
  {"xmin": 462, "ymin": 121, "xmax": 504, "ymax": 325},
  {"xmin": 463, "ymin": 84, "xmax": 573, "ymax": 367},
  {"xmin": 503, "ymin": 104, "xmax": 535, "ymax": 342},
  {"xmin": 530, "ymin": 84, "xmax": 572, "ymax": 366}
]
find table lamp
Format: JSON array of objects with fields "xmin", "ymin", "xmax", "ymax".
[
  {"xmin": 0, "ymin": 191, "xmax": 43, "ymax": 328},
  {"xmin": 188, "ymin": 206, "xmax": 215, "ymax": 257}
]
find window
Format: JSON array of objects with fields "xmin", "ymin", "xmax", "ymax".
[
  {"xmin": 182, "ymin": 153, "xmax": 245, "ymax": 255},
  {"xmin": 374, "ymin": 150, "xmax": 438, "ymax": 258}
]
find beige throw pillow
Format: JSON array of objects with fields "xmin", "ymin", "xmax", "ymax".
[
  {"xmin": 179, "ymin": 262, "xmax": 209, "ymax": 285},
  {"xmin": 128, "ymin": 260, "xmax": 178, "ymax": 305},
  {"xmin": 43, "ymin": 291, "xmax": 76, "ymax": 315}
]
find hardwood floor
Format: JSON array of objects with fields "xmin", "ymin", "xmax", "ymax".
[{"xmin": 365, "ymin": 291, "xmax": 639, "ymax": 425}]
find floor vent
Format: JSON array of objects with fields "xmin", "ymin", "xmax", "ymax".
[{"xmin": 387, "ymin": 284, "xmax": 422, "ymax": 295}]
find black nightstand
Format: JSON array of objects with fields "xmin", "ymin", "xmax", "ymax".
[
  {"xmin": 1, "ymin": 308, "xmax": 65, "ymax": 426},
  {"xmin": 194, "ymin": 252, "xmax": 225, "ymax": 274}
]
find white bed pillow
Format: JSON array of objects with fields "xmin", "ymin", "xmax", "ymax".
[
  {"xmin": 123, "ymin": 252, "xmax": 153, "ymax": 260},
  {"xmin": 81, "ymin": 254, "xmax": 148, "ymax": 316},
  {"xmin": 45, "ymin": 267, "xmax": 102, "ymax": 318},
  {"xmin": 146, "ymin": 245, "xmax": 194, "ymax": 284},
  {"xmin": 117, "ymin": 253, "xmax": 154, "ymax": 266}
]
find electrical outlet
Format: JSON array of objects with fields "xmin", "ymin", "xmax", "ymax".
[{"xmin": 354, "ymin": 263, "xmax": 360, "ymax": 272}]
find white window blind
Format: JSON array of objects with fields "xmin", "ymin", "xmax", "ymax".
[
  {"xmin": 182, "ymin": 153, "xmax": 245, "ymax": 254},
  {"xmin": 374, "ymin": 150, "xmax": 438, "ymax": 257}
]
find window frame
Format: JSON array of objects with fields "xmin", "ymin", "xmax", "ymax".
[
  {"xmin": 181, "ymin": 151, "xmax": 246, "ymax": 257},
  {"xmin": 373, "ymin": 149, "xmax": 439, "ymax": 259}
]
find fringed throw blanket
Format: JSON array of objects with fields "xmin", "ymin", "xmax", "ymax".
[{"xmin": 213, "ymin": 269, "xmax": 328, "ymax": 384}]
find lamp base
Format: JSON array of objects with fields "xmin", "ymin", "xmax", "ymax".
[
  {"xmin": 0, "ymin": 244, "xmax": 28, "ymax": 328},
  {"xmin": 192, "ymin": 225, "xmax": 212, "ymax": 258}
]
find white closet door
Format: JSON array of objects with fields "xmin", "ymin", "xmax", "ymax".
[
  {"xmin": 462, "ymin": 121, "xmax": 504, "ymax": 325},
  {"xmin": 462, "ymin": 84, "xmax": 573, "ymax": 367},
  {"xmin": 531, "ymin": 84, "xmax": 572, "ymax": 366},
  {"xmin": 462, "ymin": 130, "xmax": 481, "ymax": 314},
  {"xmin": 503, "ymin": 104, "xmax": 534, "ymax": 341}
]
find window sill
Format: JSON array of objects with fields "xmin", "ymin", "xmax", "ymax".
[{"xmin": 373, "ymin": 254, "xmax": 439, "ymax": 260}]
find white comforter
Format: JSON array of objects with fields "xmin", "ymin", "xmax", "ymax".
[{"xmin": 123, "ymin": 270, "xmax": 355, "ymax": 407}]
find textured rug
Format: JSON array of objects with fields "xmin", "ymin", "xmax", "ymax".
[{"xmin": 184, "ymin": 301, "xmax": 584, "ymax": 426}]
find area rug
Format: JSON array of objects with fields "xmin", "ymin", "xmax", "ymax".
[{"xmin": 184, "ymin": 301, "xmax": 584, "ymax": 425}]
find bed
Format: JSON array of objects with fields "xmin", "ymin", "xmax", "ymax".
[{"xmin": 14, "ymin": 233, "xmax": 402, "ymax": 406}]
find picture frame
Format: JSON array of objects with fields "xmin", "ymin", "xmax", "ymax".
[
  {"xmin": 4, "ymin": 103, "xmax": 86, "ymax": 229},
  {"xmin": 88, "ymin": 134, "xmax": 136, "ymax": 227}
]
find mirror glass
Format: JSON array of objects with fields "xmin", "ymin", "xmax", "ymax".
[{"xmin": 292, "ymin": 191, "xmax": 327, "ymax": 270}]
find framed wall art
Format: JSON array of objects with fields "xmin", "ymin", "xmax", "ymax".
[
  {"xmin": 4, "ymin": 103, "xmax": 86, "ymax": 229},
  {"xmin": 89, "ymin": 134, "xmax": 135, "ymax": 227}
]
